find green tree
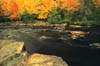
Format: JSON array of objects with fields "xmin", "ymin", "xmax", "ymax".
[
  {"xmin": 47, "ymin": 8, "xmax": 74, "ymax": 24},
  {"xmin": 72, "ymin": 0, "xmax": 100, "ymax": 25},
  {"xmin": 74, "ymin": 0, "xmax": 94, "ymax": 21}
]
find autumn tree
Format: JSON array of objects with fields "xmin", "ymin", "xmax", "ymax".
[
  {"xmin": 59, "ymin": 0, "xmax": 80, "ymax": 11},
  {"xmin": 0, "ymin": 0, "xmax": 58, "ymax": 20},
  {"xmin": 9, "ymin": 2, "xmax": 19, "ymax": 19}
]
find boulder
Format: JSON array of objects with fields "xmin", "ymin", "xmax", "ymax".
[
  {"xmin": 18, "ymin": 53, "xmax": 69, "ymax": 66},
  {"xmin": 0, "ymin": 40, "xmax": 24, "ymax": 64}
]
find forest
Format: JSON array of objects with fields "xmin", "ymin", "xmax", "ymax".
[{"xmin": 0, "ymin": 0, "xmax": 100, "ymax": 25}]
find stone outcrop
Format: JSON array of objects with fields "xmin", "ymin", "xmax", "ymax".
[
  {"xmin": 18, "ymin": 53, "xmax": 68, "ymax": 66},
  {"xmin": 0, "ymin": 40, "xmax": 24, "ymax": 66}
]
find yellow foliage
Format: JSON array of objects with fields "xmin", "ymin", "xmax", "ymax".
[
  {"xmin": 0, "ymin": 0, "xmax": 58, "ymax": 19},
  {"xmin": 0, "ymin": 0, "xmax": 11, "ymax": 16}
]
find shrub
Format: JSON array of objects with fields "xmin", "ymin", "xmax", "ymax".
[
  {"xmin": 47, "ymin": 9, "xmax": 62, "ymax": 24},
  {"xmin": 47, "ymin": 9, "xmax": 74, "ymax": 24},
  {"xmin": 21, "ymin": 12, "xmax": 37, "ymax": 23}
]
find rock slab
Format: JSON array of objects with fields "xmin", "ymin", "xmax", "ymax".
[
  {"xmin": 18, "ymin": 53, "xmax": 68, "ymax": 66},
  {"xmin": 0, "ymin": 40, "xmax": 24, "ymax": 63}
]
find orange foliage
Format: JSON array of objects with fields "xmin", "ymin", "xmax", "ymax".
[
  {"xmin": 10, "ymin": 2, "xmax": 18, "ymax": 12},
  {"xmin": 60, "ymin": 0, "xmax": 80, "ymax": 11},
  {"xmin": 9, "ymin": 2, "xmax": 18, "ymax": 19},
  {"xmin": 0, "ymin": 0, "xmax": 11, "ymax": 15},
  {"xmin": 0, "ymin": 0, "xmax": 18, "ymax": 19}
]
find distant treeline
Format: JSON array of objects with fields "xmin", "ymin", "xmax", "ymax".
[{"xmin": 0, "ymin": 0, "xmax": 100, "ymax": 25}]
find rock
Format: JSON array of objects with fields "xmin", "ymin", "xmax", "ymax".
[
  {"xmin": 0, "ymin": 40, "xmax": 24, "ymax": 63},
  {"xmin": 18, "ymin": 53, "xmax": 68, "ymax": 66},
  {"xmin": 1, "ymin": 54, "xmax": 24, "ymax": 66},
  {"xmin": 90, "ymin": 43, "xmax": 100, "ymax": 48}
]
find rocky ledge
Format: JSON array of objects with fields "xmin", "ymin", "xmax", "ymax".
[{"xmin": 18, "ymin": 53, "xmax": 68, "ymax": 66}]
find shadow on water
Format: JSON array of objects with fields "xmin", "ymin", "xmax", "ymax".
[{"xmin": 0, "ymin": 29, "xmax": 100, "ymax": 66}]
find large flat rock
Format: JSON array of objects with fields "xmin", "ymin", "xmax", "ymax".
[
  {"xmin": 0, "ymin": 40, "xmax": 24, "ymax": 63},
  {"xmin": 18, "ymin": 53, "xmax": 69, "ymax": 66}
]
